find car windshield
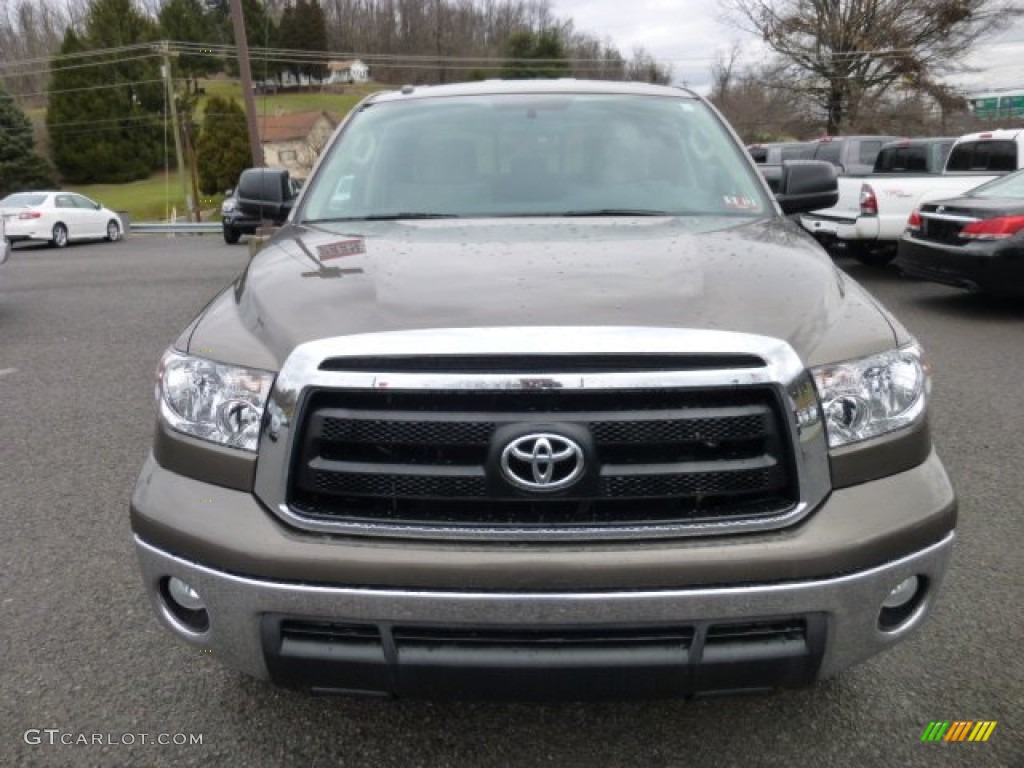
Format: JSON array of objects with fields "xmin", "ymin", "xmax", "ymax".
[
  {"xmin": 301, "ymin": 93, "xmax": 770, "ymax": 222},
  {"xmin": 1, "ymin": 192, "xmax": 47, "ymax": 207},
  {"xmin": 968, "ymin": 168, "xmax": 1024, "ymax": 200}
]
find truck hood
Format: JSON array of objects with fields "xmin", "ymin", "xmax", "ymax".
[{"xmin": 187, "ymin": 217, "xmax": 899, "ymax": 371}]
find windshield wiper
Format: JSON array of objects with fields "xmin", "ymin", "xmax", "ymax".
[
  {"xmin": 559, "ymin": 208, "xmax": 671, "ymax": 217},
  {"xmin": 307, "ymin": 213, "xmax": 461, "ymax": 222}
]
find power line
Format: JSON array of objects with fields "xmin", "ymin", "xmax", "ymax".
[
  {"xmin": 0, "ymin": 41, "xmax": 156, "ymax": 71},
  {"xmin": 6, "ymin": 37, "xmax": 1024, "ymax": 81},
  {"xmin": 17, "ymin": 78, "xmax": 164, "ymax": 99}
]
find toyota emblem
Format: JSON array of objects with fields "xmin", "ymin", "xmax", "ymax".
[{"xmin": 500, "ymin": 433, "xmax": 585, "ymax": 492}]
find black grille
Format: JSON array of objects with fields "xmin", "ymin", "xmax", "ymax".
[
  {"xmin": 601, "ymin": 462, "xmax": 784, "ymax": 498},
  {"xmin": 287, "ymin": 383, "xmax": 797, "ymax": 532},
  {"xmin": 309, "ymin": 468, "xmax": 488, "ymax": 498},
  {"xmin": 263, "ymin": 615, "xmax": 824, "ymax": 698}
]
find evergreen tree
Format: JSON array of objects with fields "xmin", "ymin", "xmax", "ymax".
[
  {"xmin": 47, "ymin": 1, "xmax": 163, "ymax": 183},
  {"xmin": 276, "ymin": 2, "xmax": 300, "ymax": 83},
  {"xmin": 503, "ymin": 30, "xmax": 570, "ymax": 80},
  {"xmin": 503, "ymin": 31, "xmax": 537, "ymax": 80},
  {"xmin": 159, "ymin": 0, "xmax": 221, "ymax": 92},
  {"xmin": 532, "ymin": 31, "xmax": 572, "ymax": 80},
  {"xmin": 46, "ymin": 30, "xmax": 101, "ymax": 183},
  {"xmin": 296, "ymin": 0, "xmax": 328, "ymax": 82},
  {"xmin": 207, "ymin": 0, "xmax": 277, "ymax": 81},
  {"xmin": 0, "ymin": 89, "xmax": 56, "ymax": 198},
  {"xmin": 195, "ymin": 95, "xmax": 250, "ymax": 195},
  {"xmin": 277, "ymin": 1, "xmax": 327, "ymax": 84}
]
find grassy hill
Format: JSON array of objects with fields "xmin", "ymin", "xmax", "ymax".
[
  {"xmin": 65, "ymin": 171, "xmax": 198, "ymax": 224},
  {"xmin": 198, "ymin": 78, "xmax": 384, "ymax": 119}
]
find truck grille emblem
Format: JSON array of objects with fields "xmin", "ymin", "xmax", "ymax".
[{"xmin": 500, "ymin": 434, "xmax": 585, "ymax": 492}]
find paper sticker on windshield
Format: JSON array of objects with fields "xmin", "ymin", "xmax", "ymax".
[
  {"xmin": 317, "ymin": 238, "xmax": 365, "ymax": 261},
  {"xmin": 723, "ymin": 195, "xmax": 759, "ymax": 210}
]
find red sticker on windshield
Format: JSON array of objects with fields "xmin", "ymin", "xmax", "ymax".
[
  {"xmin": 723, "ymin": 195, "xmax": 758, "ymax": 210},
  {"xmin": 317, "ymin": 239, "xmax": 365, "ymax": 261}
]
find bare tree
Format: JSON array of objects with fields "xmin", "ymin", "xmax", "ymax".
[
  {"xmin": 624, "ymin": 46, "xmax": 672, "ymax": 84},
  {"xmin": 719, "ymin": 0, "xmax": 1022, "ymax": 134},
  {"xmin": 710, "ymin": 62, "xmax": 819, "ymax": 142},
  {"xmin": 710, "ymin": 43, "xmax": 741, "ymax": 103},
  {"xmin": 0, "ymin": 0, "xmax": 80, "ymax": 102},
  {"xmin": 318, "ymin": 0, "xmax": 637, "ymax": 85}
]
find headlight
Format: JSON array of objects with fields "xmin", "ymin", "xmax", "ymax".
[
  {"xmin": 221, "ymin": 199, "xmax": 237, "ymax": 214},
  {"xmin": 156, "ymin": 349, "xmax": 275, "ymax": 451},
  {"xmin": 811, "ymin": 343, "xmax": 929, "ymax": 448}
]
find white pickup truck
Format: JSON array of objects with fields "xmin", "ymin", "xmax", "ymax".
[{"xmin": 800, "ymin": 129, "xmax": 1024, "ymax": 265}]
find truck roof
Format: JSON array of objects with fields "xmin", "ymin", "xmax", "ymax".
[{"xmin": 365, "ymin": 78, "xmax": 701, "ymax": 103}]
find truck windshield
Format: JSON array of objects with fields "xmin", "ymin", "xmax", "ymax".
[{"xmin": 301, "ymin": 93, "xmax": 770, "ymax": 222}]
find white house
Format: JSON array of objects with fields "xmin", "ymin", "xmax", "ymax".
[{"xmin": 326, "ymin": 59, "xmax": 370, "ymax": 85}]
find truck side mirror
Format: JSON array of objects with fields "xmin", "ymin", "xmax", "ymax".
[
  {"xmin": 236, "ymin": 168, "xmax": 296, "ymax": 225},
  {"xmin": 761, "ymin": 160, "xmax": 839, "ymax": 215}
]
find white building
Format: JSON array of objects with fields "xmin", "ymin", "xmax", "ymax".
[{"xmin": 326, "ymin": 59, "xmax": 370, "ymax": 85}]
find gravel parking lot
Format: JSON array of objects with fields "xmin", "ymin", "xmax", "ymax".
[{"xmin": 0, "ymin": 235, "xmax": 1020, "ymax": 767}]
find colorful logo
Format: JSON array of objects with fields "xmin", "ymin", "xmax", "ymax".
[{"xmin": 921, "ymin": 721, "xmax": 997, "ymax": 742}]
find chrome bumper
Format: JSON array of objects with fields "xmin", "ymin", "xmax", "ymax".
[{"xmin": 135, "ymin": 532, "xmax": 953, "ymax": 689}]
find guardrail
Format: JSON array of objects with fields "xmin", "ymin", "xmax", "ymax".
[{"xmin": 129, "ymin": 221, "xmax": 222, "ymax": 234}]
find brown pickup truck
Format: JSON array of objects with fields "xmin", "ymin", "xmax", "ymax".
[{"xmin": 131, "ymin": 79, "xmax": 956, "ymax": 699}]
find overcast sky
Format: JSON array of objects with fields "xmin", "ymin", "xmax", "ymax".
[{"xmin": 549, "ymin": 0, "xmax": 1024, "ymax": 97}]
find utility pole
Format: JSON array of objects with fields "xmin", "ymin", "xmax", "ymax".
[
  {"xmin": 182, "ymin": 115, "xmax": 204, "ymax": 224},
  {"xmin": 229, "ymin": 0, "xmax": 265, "ymax": 168},
  {"xmin": 160, "ymin": 43, "xmax": 193, "ymax": 222}
]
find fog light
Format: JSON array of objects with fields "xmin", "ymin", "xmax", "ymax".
[
  {"xmin": 160, "ymin": 576, "xmax": 210, "ymax": 634},
  {"xmin": 167, "ymin": 577, "xmax": 205, "ymax": 611},
  {"xmin": 878, "ymin": 575, "xmax": 926, "ymax": 632},
  {"xmin": 882, "ymin": 576, "xmax": 919, "ymax": 609}
]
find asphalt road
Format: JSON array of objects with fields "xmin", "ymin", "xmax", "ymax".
[{"xmin": 0, "ymin": 235, "xmax": 1020, "ymax": 767}]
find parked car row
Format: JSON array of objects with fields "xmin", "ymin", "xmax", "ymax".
[
  {"xmin": 0, "ymin": 191, "xmax": 122, "ymax": 247},
  {"xmin": 748, "ymin": 135, "xmax": 901, "ymax": 175},
  {"xmin": 800, "ymin": 130, "xmax": 1024, "ymax": 264},
  {"xmin": 750, "ymin": 132, "xmax": 1024, "ymax": 295}
]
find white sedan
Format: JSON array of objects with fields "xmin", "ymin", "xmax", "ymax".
[{"xmin": 0, "ymin": 191, "xmax": 123, "ymax": 248}]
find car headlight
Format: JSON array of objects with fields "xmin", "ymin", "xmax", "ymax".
[
  {"xmin": 221, "ymin": 199, "xmax": 237, "ymax": 214},
  {"xmin": 156, "ymin": 349, "xmax": 275, "ymax": 451},
  {"xmin": 811, "ymin": 343, "xmax": 929, "ymax": 448}
]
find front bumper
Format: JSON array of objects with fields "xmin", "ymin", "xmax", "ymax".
[
  {"xmin": 136, "ymin": 532, "xmax": 953, "ymax": 697},
  {"xmin": 223, "ymin": 213, "xmax": 261, "ymax": 235},
  {"xmin": 132, "ymin": 445, "xmax": 957, "ymax": 697},
  {"xmin": 896, "ymin": 234, "xmax": 1024, "ymax": 296}
]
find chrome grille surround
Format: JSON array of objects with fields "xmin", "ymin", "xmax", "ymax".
[{"xmin": 253, "ymin": 327, "xmax": 831, "ymax": 541}]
